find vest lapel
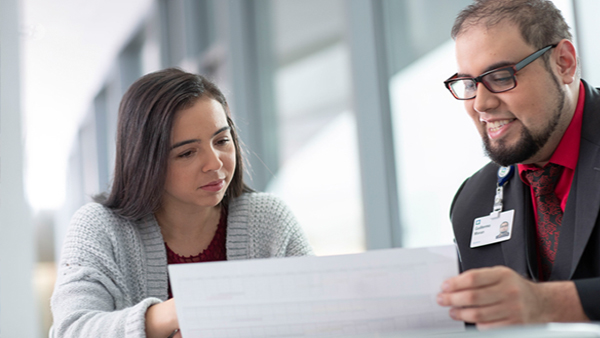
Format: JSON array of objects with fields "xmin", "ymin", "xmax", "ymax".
[{"xmin": 564, "ymin": 139, "xmax": 600, "ymax": 279}]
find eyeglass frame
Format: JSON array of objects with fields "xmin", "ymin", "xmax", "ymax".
[{"xmin": 444, "ymin": 43, "xmax": 558, "ymax": 100}]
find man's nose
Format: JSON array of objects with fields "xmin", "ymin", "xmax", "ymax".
[{"xmin": 472, "ymin": 82, "xmax": 500, "ymax": 114}]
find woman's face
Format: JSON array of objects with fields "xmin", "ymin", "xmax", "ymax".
[{"xmin": 161, "ymin": 96, "xmax": 236, "ymax": 211}]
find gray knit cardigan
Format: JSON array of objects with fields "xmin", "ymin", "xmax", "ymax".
[{"xmin": 50, "ymin": 192, "xmax": 313, "ymax": 338}]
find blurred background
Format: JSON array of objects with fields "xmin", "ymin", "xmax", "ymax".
[{"xmin": 3, "ymin": 0, "xmax": 600, "ymax": 336}]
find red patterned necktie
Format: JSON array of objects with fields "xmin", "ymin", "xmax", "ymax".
[{"xmin": 524, "ymin": 163, "xmax": 564, "ymax": 281}]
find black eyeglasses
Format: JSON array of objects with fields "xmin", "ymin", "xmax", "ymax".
[{"xmin": 444, "ymin": 44, "xmax": 557, "ymax": 100}]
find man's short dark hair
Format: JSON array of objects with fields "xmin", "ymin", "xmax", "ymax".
[{"xmin": 452, "ymin": 0, "xmax": 572, "ymax": 52}]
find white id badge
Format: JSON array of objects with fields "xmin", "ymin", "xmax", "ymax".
[{"xmin": 470, "ymin": 209, "xmax": 515, "ymax": 248}]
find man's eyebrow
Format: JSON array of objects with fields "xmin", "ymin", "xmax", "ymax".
[
  {"xmin": 170, "ymin": 126, "xmax": 231, "ymax": 150},
  {"xmin": 457, "ymin": 61, "xmax": 514, "ymax": 78}
]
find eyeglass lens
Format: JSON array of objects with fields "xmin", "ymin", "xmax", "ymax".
[{"xmin": 449, "ymin": 69, "xmax": 515, "ymax": 99}]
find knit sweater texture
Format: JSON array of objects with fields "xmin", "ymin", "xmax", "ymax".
[{"xmin": 50, "ymin": 192, "xmax": 313, "ymax": 338}]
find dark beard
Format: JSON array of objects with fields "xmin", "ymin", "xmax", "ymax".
[
  {"xmin": 482, "ymin": 72, "xmax": 565, "ymax": 166},
  {"xmin": 483, "ymin": 127, "xmax": 542, "ymax": 166}
]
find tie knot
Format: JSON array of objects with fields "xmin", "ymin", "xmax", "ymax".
[{"xmin": 524, "ymin": 163, "xmax": 563, "ymax": 196}]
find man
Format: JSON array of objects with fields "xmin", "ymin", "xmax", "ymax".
[
  {"xmin": 436, "ymin": 0, "xmax": 600, "ymax": 329},
  {"xmin": 496, "ymin": 222, "xmax": 510, "ymax": 239}
]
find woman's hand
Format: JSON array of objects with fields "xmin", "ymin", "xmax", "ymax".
[{"xmin": 145, "ymin": 298, "xmax": 181, "ymax": 338}]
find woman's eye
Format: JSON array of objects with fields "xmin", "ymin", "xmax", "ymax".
[
  {"xmin": 216, "ymin": 138, "xmax": 230, "ymax": 146},
  {"xmin": 178, "ymin": 150, "xmax": 194, "ymax": 158}
]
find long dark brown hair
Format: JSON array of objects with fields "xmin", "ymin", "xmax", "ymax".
[{"xmin": 98, "ymin": 68, "xmax": 251, "ymax": 220}]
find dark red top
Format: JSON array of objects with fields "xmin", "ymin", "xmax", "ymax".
[{"xmin": 166, "ymin": 207, "xmax": 227, "ymax": 298}]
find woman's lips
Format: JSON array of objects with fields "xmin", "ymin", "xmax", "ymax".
[{"xmin": 200, "ymin": 179, "xmax": 225, "ymax": 192}]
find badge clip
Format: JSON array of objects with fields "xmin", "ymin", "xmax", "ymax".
[
  {"xmin": 491, "ymin": 185, "xmax": 503, "ymax": 219},
  {"xmin": 490, "ymin": 165, "xmax": 514, "ymax": 219}
]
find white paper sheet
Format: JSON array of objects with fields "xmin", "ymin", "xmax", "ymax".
[{"xmin": 169, "ymin": 245, "xmax": 464, "ymax": 338}]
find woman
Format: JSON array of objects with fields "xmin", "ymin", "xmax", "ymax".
[{"xmin": 50, "ymin": 68, "xmax": 313, "ymax": 338}]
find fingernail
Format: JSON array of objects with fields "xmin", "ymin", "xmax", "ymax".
[
  {"xmin": 449, "ymin": 308, "xmax": 457, "ymax": 320},
  {"xmin": 437, "ymin": 294, "xmax": 444, "ymax": 305},
  {"xmin": 442, "ymin": 281, "xmax": 450, "ymax": 291}
]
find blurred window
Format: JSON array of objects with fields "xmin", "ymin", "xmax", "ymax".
[{"xmin": 266, "ymin": 0, "xmax": 365, "ymax": 255}]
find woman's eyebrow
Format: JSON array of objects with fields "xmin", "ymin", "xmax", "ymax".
[
  {"xmin": 213, "ymin": 126, "xmax": 231, "ymax": 137},
  {"xmin": 171, "ymin": 139, "xmax": 200, "ymax": 150},
  {"xmin": 170, "ymin": 126, "xmax": 231, "ymax": 150}
]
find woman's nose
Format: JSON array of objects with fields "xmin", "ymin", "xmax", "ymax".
[{"xmin": 202, "ymin": 148, "xmax": 223, "ymax": 172}]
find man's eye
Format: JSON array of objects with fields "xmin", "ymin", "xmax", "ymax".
[
  {"xmin": 487, "ymin": 71, "xmax": 513, "ymax": 84},
  {"xmin": 464, "ymin": 80, "xmax": 477, "ymax": 91},
  {"xmin": 491, "ymin": 76, "xmax": 512, "ymax": 84}
]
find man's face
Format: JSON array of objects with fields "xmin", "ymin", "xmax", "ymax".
[
  {"xmin": 454, "ymin": 22, "xmax": 568, "ymax": 166},
  {"xmin": 500, "ymin": 222, "xmax": 509, "ymax": 233}
]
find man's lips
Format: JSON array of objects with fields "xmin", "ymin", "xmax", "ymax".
[
  {"xmin": 480, "ymin": 118, "xmax": 517, "ymax": 139},
  {"xmin": 486, "ymin": 119, "xmax": 516, "ymax": 132}
]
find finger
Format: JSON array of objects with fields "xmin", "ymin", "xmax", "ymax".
[
  {"xmin": 439, "ymin": 279, "xmax": 510, "ymax": 307},
  {"xmin": 449, "ymin": 302, "xmax": 511, "ymax": 324},
  {"xmin": 442, "ymin": 266, "xmax": 509, "ymax": 292}
]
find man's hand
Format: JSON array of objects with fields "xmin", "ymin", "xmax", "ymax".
[{"xmin": 436, "ymin": 266, "xmax": 588, "ymax": 329}]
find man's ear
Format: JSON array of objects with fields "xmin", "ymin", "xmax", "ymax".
[{"xmin": 553, "ymin": 39, "xmax": 578, "ymax": 84}]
